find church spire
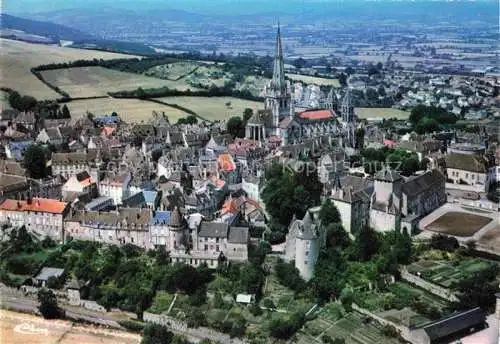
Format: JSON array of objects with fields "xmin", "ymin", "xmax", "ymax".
[{"xmin": 271, "ymin": 22, "xmax": 286, "ymax": 91}]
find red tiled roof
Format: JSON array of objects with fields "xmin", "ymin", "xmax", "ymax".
[
  {"xmin": 297, "ymin": 109, "xmax": 335, "ymax": 120},
  {"xmin": 0, "ymin": 198, "xmax": 67, "ymax": 214},
  {"xmin": 218, "ymin": 153, "xmax": 236, "ymax": 172}
]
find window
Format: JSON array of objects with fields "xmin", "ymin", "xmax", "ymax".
[
  {"xmin": 305, "ymin": 251, "xmax": 309, "ymax": 256},
  {"xmin": 210, "ymin": 245, "xmax": 213, "ymax": 250},
  {"xmin": 216, "ymin": 245, "xmax": 219, "ymax": 252},
  {"xmin": 216, "ymin": 238, "xmax": 219, "ymax": 243},
  {"xmin": 472, "ymin": 174, "xmax": 475, "ymax": 180},
  {"xmin": 466, "ymin": 173, "xmax": 469, "ymax": 178},
  {"xmin": 204, "ymin": 244, "xmax": 208, "ymax": 251},
  {"xmin": 304, "ymin": 260, "xmax": 308, "ymax": 265}
]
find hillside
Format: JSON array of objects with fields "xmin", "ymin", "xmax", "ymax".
[{"xmin": 0, "ymin": 13, "xmax": 94, "ymax": 42}]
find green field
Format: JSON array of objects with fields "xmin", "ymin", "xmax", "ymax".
[
  {"xmin": 355, "ymin": 107, "xmax": 410, "ymax": 120},
  {"xmin": 286, "ymin": 73, "xmax": 340, "ymax": 87},
  {"xmin": 66, "ymin": 97, "xmax": 190, "ymax": 123},
  {"xmin": 40, "ymin": 66, "xmax": 195, "ymax": 98},
  {"xmin": 156, "ymin": 96, "xmax": 263, "ymax": 121},
  {"xmin": 145, "ymin": 61, "xmax": 200, "ymax": 80}
]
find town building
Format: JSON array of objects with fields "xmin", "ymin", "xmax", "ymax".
[{"xmin": 0, "ymin": 198, "xmax": 69, "ymax": 240}]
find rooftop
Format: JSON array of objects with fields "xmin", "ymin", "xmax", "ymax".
[
  {"xmin": 0, "ymin": 198, "xmax": 68, "ymax": 214},
  {"xmin": 297, "ymin": 109, "xmax": 335, "ymax": 120}
]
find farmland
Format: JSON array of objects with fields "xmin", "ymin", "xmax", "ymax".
[
  {"xmin": 296, "ymin": 309, "xmax": 404, "ymax": 344},
  {"xmin": 424, "ymin": 211, "xmax": 493, "ymax": 237},
  {"xmin": 0, "ymin": 38, "xmax": 139, "ymax": 100},
  {"xmin": 407, "ymin": 257, "xmax": 497, "ymax": 289},
  {"xmin": 355, "ymin": 107, "xmax": 410, "ymax": 120},
  {"xmin": 40, "ymin": 66, "xmax": 194, "ymax": 98},
  {"xmin": 156, "ymin": 96, "xmax": 263, "ymax": 121},
  {"xmin": 286, "ymin": 73, "xmax": 340, "ymax": 87},
  {"xmin": 66, "ymin": 97, "xmax": 189, "ymax": 123}
]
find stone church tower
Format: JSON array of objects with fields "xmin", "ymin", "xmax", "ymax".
[
  {"xmin": 265, "ymin": 23, "xmax": 293, "ymax": 136},
  {"xmin": 341, "ymin": 89, "xmax": 356, "ymax": 148}
]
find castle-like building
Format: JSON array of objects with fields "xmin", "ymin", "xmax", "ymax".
[{"xmin": 245, "ymin": 24, "xmax": 356, "ymax": 147}]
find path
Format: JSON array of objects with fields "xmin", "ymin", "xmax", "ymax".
[{"xmin": 166, "ymin": 293, "xmax": 177, "ymax": 315}]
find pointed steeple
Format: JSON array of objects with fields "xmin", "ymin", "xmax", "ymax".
[
  {"xmin": 341, "ymin": 88, "xmax": 352, "ymax": 122},
  {"xmin": 271, "ymin": 22, "xmax": 286, "ymax": 91}
]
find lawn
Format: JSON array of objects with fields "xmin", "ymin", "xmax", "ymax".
[
  {"xmin": 0, "ymin": 38, "xmax": 138, "ymax": 100},
  {"xmin": 286, "ymin": 73, "xmax": 340, "ymax": 87},
  {"xmin": 355, "ymin": 107, "xmax": 410, "ymax": 120},
  {"xmin": 66, "ymin": 97, "xmax": 190, "ymax": 123},
  {"xmin": 156, "ymin": 96, "xmax": 263, "ymax": 121},
  {"xmin": 40, "ymin": 66, "xmax": 195, "ymax": 98},
  {"xmin": 424, "ymin": 211, "xmax": 493, "ymax": 237}
]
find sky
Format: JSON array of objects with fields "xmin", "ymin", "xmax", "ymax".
[{"xmin": 4, "ymin": 0, "xmax": 495, "ymax": 15}]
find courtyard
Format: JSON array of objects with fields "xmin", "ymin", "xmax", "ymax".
[{"xmin": 424, "ymin": 211, "xmax": 493, "ymax": 237}]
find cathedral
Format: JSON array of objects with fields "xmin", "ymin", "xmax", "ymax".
[{"xmin": 245, "ymin": 24, "xmax": 357, "ymax": 148}]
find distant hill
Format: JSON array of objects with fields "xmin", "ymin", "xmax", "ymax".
[
  {"xmin": 1, "ymin": 13, "xmax": 156, "ymax": 55},
  {"xmin": 0, "ymin": 13, "xmax": 94, "ymax": 41}
]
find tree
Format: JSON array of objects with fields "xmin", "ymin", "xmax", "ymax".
[
  {"xmin": 377, "ymin": 85, "xmax": 386, "ymax": 97},
  {"xmin": 338, "ymin": 73, "xmax": 348, "ymax": 87},
  {"xmin": 325, "ymin": 223, "xmax": 351, "ymax": 250},
  {"xmin": 141, "ymin": 323, "xmax": 174, "ymax": 344},
  {"xmin": 319, "ymin": 198, "xmax": 341, "ymax": 226},
  {"xmin": 311, "ymin": 250, "xmax": 347, "ymax": 301},
  {"xmin": 243, "ymin": 108, "xmax": 253, "ymax": 122},
  {"xmin": 275, "ymin": 259, "xmax": 306, "ymax": 292},
  {"xmin": 61, "ymin": 104, "xmax": 71, "ymax": 118},
  {"xmin": 352, "ymin": 226, "xmax": 380, "ymax": 262},
  {"xmin": 429, "ymin": 234, "xmax": 459, "ymax": 252},
  {"xmin": 294, "ymin": 58, "xmax": 307, "ymax": 69},
  {"xmin": 261, "ymin": 163, "xmax": 322, "ymax": 231},
  {"xmin": 227, "ymin": 116, "xmax": 245, "ymax": 138},
  {"xmin": 345, "ymin": 67, "xmax": 355, "ymax": 75},
  {"xmin": 23, "ymin": 145, "xmax": 49, "ymax": 179},
  {"xmin": 38, "ymin": 288, "xmax": 64, "ymax": 319},
  {"xmin": 366, "ymin": 88, "xmax": 378, "ymax": 101}
]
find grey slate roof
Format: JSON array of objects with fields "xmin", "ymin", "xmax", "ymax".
[
  {"xmin": 228, "ymin": 226, "xmax": 249, "ymax": 244},
  {"xmin": 199, "ymin": 222, "xmax": 229, "ymax": 238},
  {"xmin": 445, "ymin": 154, "xmax": 488, "ymax": 173},
  {"xmin": 420, "ymin": 307, "xmax": 486, "ymax": 341},
  {"xmin": 374, "ymin": 168, "xmax": 403, "ymax": 182},
  {"xmin": 402, "ymin": 170, "xmax": 445, "ymax": 196},
  {"xmin": 35, "ymin": 267, "xmax": 64, "ymax": 281}
]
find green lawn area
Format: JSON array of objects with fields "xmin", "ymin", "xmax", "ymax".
[
  {"xmin": 148, "ymin": 291, "xmax": 176, "ymax": 314},
  {"xmin": 155, "ymin": 96, "xmax": 263, "ymax": 121},
  {"xmin": 355, "ymin": 107, "xmax": 409, "ymax": 120}
]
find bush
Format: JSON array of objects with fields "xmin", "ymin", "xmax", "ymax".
[
  {"xmin": 38, "ymin": 288, "xmax": 64, "ymax": 319},
  {"xmin": 269, "ymin": 313, "xmax": 305, "ymax": 340},
  {"xmin": 118, "ymin": 320, "xmax": 146, "ymax": 333}
]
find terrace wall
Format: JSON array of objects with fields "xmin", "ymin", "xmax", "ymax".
[
  {"xmin": 400, "ymin": 268, "xmax": 459, "ymax": 302},
  {"xmin": 143, "ymin": 311, "xmax": 247, "ymax": 344},
  {"xmin": 352, "ymin": 303, "xmax": 411, "ymax": 342}
]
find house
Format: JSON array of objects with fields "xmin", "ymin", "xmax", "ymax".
[
  {"xmin": 122, "ymin": 190, "xmax": 160, "ymax": 210},
  {"xmin": 330, "ymin": 175, "xmax": 372, "ymax": 235},
  {"xmin": 36, "ymin": 127, "xmax": 63, "ymax": 146},
  {"xmin": 64, "ymin": 208, "xmax": 152, "ymax": 248},
  {"xmin": 34, "ymin": 267, "xmax": 65, "ymax": 287},
  {"xmin": 236, "ymin": 294, "xmax": 255, "ymax": 305},
  {"xmin": 62, "ymin": 171, "xmax": 98, "ymax": 202},
  {"xmin": 0, "ymin": 198, "xmax": 69, "ymax": 241},
  {"xmin": 99, "ymin": 171, "xmax": 131, "ymax": 206},
  {"xmin": 93, "ymin": 115, "xmax": 120, "ymax": 127},
  {"xmin": 410, "ymin": 308, "xmax": 486, "ymax": 344},
  {"xmin": 445, "ymin": 154, "xmax": 489, "ymax": 190},
  {"xmin": 12, "ymin": 111, "xmax": 36, "ymax": 131},
  {"xmin": 51, "ymin": 151, "xmax": 97, "ymax": 179},
  {"xmin": 5, "ymin": 140, "xmax": 34, "ymax": 161}
]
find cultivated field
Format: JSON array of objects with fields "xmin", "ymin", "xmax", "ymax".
[
  {"xmin": 408, "ymin": 258, "xmax": 497, "ymax": 289},
  {"xmin": 355, "ymin": 107, "xmax": 410, "ymax": 120},
  {"xmin": 286, "ymin": 73, "xmax": 340, "ymax": 87},
  {"xmin": 0, "ymin": 90, "xmax": 12, "ymax": 111},
  {"xmin": 156, "ymin": 96, "xmax": 263, "ymax": 121},
  {"xmin": 296, "ymin": 310, "xmax": 403, "ymax": 344},
  {"xmin": 145, "ymin": 61, "xmax": 199, "ymax": 80},
  {"xmin": 424, "ymin": 211, "xmax": 493, "ymax": 237},
  {"xmin": 40, "ymin": 66, "xmax": 194, "ymax": 98},
  {"xmin": 0, "ymin": 309, "xmax": 140, "ymax": 344},
  {"xmin": 66, "ymin": 97, "xmax": 190, "ymax": 123},
  {"xmin": 0, "ymin": 38, "xmax": 139, "ymax": 100}
]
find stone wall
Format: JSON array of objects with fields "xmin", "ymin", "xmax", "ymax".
[
  {"xmin": 143, "ymin": 311, "xmax": 247, "ymax": 344},
  {"xmin": 400, "ymin": 268, "xmax": 459, "ymax": 302},
  {"xmin": 352, "ymin": 303, "xmax": 411, "ymax": 342}
]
